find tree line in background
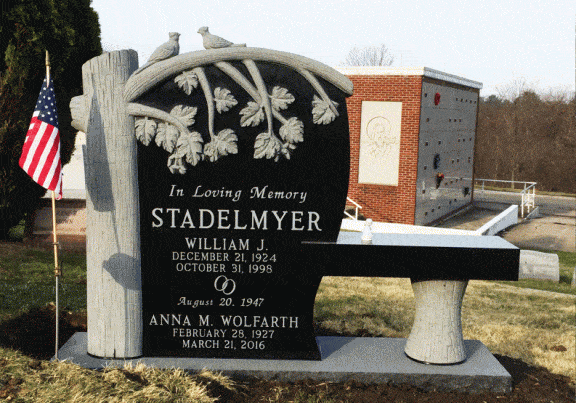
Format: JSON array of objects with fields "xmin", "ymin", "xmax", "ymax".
[
  {"xmin": 475, "ymin": 81, "xmax": 575, "ymax": 193},
  {"xmin": 0, "ymin": 0, "xmax": 102, "ymax": 239}
]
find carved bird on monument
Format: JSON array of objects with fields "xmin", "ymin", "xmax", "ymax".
[
  {"xmin": 198, "ymin": 26, "xmax": 246, "ymax": 49},
  {"xmin": 133, "ymin": 32, "xmax": 180, "ymax": 75}
]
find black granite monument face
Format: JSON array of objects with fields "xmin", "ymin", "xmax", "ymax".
[{"xmin": 135, "ymin": 58, "xmax": 351, "ymax": 359}]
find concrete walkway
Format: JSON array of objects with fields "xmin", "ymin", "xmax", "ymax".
[
  {"xmin": 435, "ymin": 205, "xmax": 575, "ymax": 253},
  {"xmin": 434, "ymin": 208, "xmax": 502, "ymax": 232},
  {"xmin": 500, "ymin": 215, "xmax": 575, "ymax": 253}
]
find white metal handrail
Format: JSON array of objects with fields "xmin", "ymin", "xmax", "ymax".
[
  {"xmin": 345, "ymin": 197, "xmax": 363, "ymax": 220},
  {"xmin": 473, "ymin": 178, "xmax": 536, "ymax": 218}
]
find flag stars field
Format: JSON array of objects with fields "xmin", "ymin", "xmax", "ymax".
[{"xmin": 19, "ymin": 75, "xmax": 62, "ymax": 198}]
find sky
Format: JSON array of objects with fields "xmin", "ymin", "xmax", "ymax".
[{"xmin": 92, "ymin": 0, "xmax": 575, "ymax": 97}]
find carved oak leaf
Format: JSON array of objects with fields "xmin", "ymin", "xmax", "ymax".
[
  {"xmin": 270, "ymin": 86, "xmax": 295, "ymax": 111},
  {"xmin": 279, "ymin": 117, "xmax": 304, "ymax": 144},
  {"xmin": 312, "ymin": 95, "xmax": 339, "ymax": 125},
  {"xmin": 176, "ymin": 131, "xmax": 204, "ymax": 166},
  {"xmin": 155, "ymin": 123, "xmax": 179, "ymax": 153},
  {"xmin": 204, "ymin": 129, "xmax": 238, "ymax": 162},
  {"xmin": 281, "ymin": 142, "xmax": 297, "ymax": 160},
  {"xmin": 167, "ymin": 154, "xmax": 187, "ymax": 174},
  {"xmin": 254, "ymin": 132, "xmax": 282, "ymax": 161},
  {"xmin": 174, "ymin": 70, "xmax": 199, "ymax": 95},
  {"xmin": 170, "ymin": 105, "xmax": 197, "ymax": 127},
  {"xmin": 214, "ymin": 87, "xmax": 238, "ymax": 113},
  {"xmin": 240, "ymin": 101, "xmax": 265, "ymax": 127},
  {"xmin": 135, "ymin": 117, "xmax": 157, "ymax": 146}
]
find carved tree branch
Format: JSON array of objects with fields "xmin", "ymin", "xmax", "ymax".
[
  {"xmin": 70, "ymin": 89, "xmax": 95, "ymax": 132},
  {"xmin": 123, "ymin": 48, "xmax": 353, "ymax": 103},
  {"xmin": 131, "ymin": 56, "xmax": 333, "ymax": 168},
  {"xmin": 243, "ymin": 59, "xmax": 274, "ymax": 135},
  {"xmin": 272, "ymin": 109, "xmax": 289, "ymax": 125},
  {"xmin": 297, "ymin": 68, "xmax": 339, "ymax": 117},
  {"xmin": 126, "ymin": 103, "xmax": 191, "ymax": 136},
  {"xmin": 215, "ymin": 61, "xmax": 260, "ymax": 101},
  {"xmin": 193, "ymin": 67, "xmax": 216, "ymax": 139},
  {"xmin": 215, "ymin": 61, "xmax": 289, "ymax": 126}
]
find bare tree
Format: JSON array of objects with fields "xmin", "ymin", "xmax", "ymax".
[
  {"xmin": 496, "ymin": 78, "xmax": 529, "ymax": 102},
  {"xmin": 476, "ymin": 82, "xmax": 576, "ymax": 193},
  {"xmin": 541, "ymin": 86, "xmax": 574, "ymax": 103},
  {"xmin": 342, "ymin": 44, "xmax": 394, "ymax": 66}
]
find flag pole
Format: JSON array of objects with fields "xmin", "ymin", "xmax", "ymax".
[{"xmin": 46, "ymin": 50, "xmax": 61, "ymax": 360}]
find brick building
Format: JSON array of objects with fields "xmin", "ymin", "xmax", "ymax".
[{"xmin": 337, "ymin": 67, "xmax": 482, "ymax": 225}]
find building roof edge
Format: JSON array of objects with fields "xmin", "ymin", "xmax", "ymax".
[{"xmin": 335, "ymin": 66, "xmax": 483, "ymax": 89}]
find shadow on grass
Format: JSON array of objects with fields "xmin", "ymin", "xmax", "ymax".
[{"xmin": 0, "ymin": 305, "xmax": 86, "ymax": 360}]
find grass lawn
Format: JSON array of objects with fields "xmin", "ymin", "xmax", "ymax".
[
  {"xmin": 0, "ymin": 244, "xmax": 86, "ymax": 320},
  {"xmin": 0, "ymin": 349, "xmax": 236, "ymax": 402}
]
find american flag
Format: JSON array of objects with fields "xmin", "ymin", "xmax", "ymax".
[{"xmin": 19, "ymin": 75, "xmax": 62, "ymax": 199}]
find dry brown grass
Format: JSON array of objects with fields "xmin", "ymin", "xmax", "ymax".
[
  {"xmin": 315, "ymin": 277, "xmax": 415, "ymax": 338},
  {"xmin": 464, "ymin": 280, "xmax": 575, "ymax": 381},
  {"xmin": 0, "ymin": 349, "xmax": 236, "ymax": 402},
  {"xmin": 0, "ymin": 276, "xmax": 573, "ymax": 401},
  {"xmin": 315, "ymin": 277, "xmax": 576, "ymax": 381}
]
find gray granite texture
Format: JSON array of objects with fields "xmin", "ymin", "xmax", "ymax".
[{"xmin": 56, "ymin": 333, "xmax": 512, "ymax": 394}]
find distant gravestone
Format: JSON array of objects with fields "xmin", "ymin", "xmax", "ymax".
[
  {"xmin": 28, "ymin": 131, "xmax": 87, "ymax": 249},
  {"xmin": 31, "ymin": 203, "xmax": 86, "ymax": 236},
  {"xmin": 27, "ymin": 199, "xmax": 86, "ymax": 249},
  {"xmin": 519, "ymin": 250, "xmax": 560, "ymax": 282}
]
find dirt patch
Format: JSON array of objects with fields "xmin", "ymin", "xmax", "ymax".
[
  {"xmin": 235, "ymin": 369, "xmax": 575, "ymax": 402},
  {"xmin": 0, "ymin": 376, "xmax": 23, "ymax": 400},
  {"xmin": 0, "ymin": 307, "xmax": 573, "ymax": 402}
]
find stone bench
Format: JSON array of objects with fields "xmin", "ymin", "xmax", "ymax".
[{"xmin": 302, "ymin": 230, "xmax": 519, "ymax": 364}]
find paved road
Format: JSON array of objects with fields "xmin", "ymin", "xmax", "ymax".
[{"xmin": 473, "ymin": 190, "xmax": 575, "ymax": 217}]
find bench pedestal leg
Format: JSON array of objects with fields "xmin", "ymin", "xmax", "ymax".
[{"xmin": 404, "ymin": 279, "xmax": 468, "ymax": 365}]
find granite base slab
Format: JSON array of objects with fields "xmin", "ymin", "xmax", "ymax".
[{"xmin": 55, "ymin": 333, "xmax": 511, "ymax": 394}]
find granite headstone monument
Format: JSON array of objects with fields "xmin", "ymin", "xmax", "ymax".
[
  {"xmin": 131, "ymin": 39, "xmax": 351, "ymax": 359},
  {"xmin": 66, "ymin": 29, "xmax": 520, "ymax": 393}
]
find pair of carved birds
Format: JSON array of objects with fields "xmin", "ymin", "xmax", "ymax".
[
  {"xmin": 133, "ymin": 32, "xmax": 180, "ymax": 75},
  {"xmin": 133, "ymin": 28, "xmax": 245, "ymax": 74},
  {"xmin": 197, "ymin": 26, "xmax": 246, "ymax": 49}
]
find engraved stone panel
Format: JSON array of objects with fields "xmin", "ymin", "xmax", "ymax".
[{"xmin": 357, "ymin": 101, "xmax": 402, "ymax": 186}]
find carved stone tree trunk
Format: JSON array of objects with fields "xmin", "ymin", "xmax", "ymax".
[
  {"xmin": 404, "ymin": 279, "xmax": 468, "ymax": 364},
  {"xmin": 71, "ymin": 50, "xmax": 142, "ymax": 358}
]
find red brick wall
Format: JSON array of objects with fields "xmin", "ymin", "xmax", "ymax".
[{"xmin": 345, "ymin": 75, "xmax": 423, "ymax": 224}]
